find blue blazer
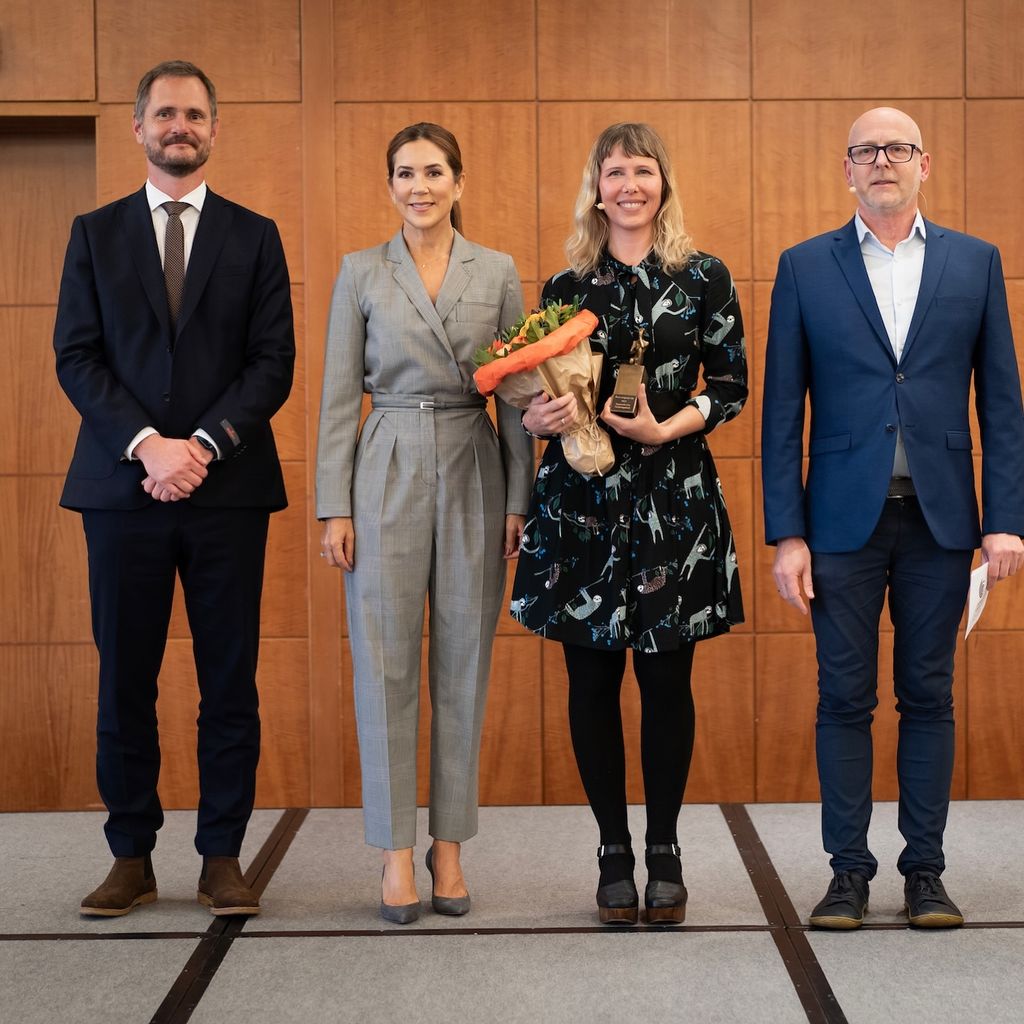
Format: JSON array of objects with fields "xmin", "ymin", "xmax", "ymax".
[
  {"xmin": 54, "ymin": 186, "xmax": 295, "ymax": 511},
  {"xmin": 762, "ymin": 217, "xmax": 1024, "ymax": 553}
]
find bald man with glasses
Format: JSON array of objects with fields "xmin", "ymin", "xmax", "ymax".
[{"xmin": 762, "ymin": 107, "xmax": 1024, "ymax": 930}]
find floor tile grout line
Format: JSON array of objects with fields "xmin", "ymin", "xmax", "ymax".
[
  {"xmin": 233, "ymin": 924, "xmax": 777, "ymax": 938},
  {"xmin": 720, "ymin": 803, "xmax": 849, "ymax": 1024},
  {"xmin": 149, "ymin": 807, "xmax": 310, "ymax": 1024},
  {"xmin": 4, "ymin": 918, "xmax": 1021, "ymax": 945}
]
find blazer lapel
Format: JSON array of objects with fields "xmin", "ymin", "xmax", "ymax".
[
  {"xmin": 121, "ymin": 187, "xmax": 169, "ymax": 331},
  {"xmin": 387, "ymin": 231, "xmax": 455, "ymax": 357},
  {"xmin": 434, "ymin": 232, "xmax": 473, "ymax": 324},
  {"xmin": 175, "ymin": 188, "xmax": 231, "ymax": 337},
  {"xmin": 900, "ymin": 220, "xmax": 948, "ymax": 364},
  {"xmin": 832, "ymin": 220, "xmax": 896, "ymax": 365}
]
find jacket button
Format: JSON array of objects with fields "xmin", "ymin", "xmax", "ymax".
[
  {"xmin": 162, "ymin": 393, "xmax": 170, "ymax": 402},
  {"xmin": 895, "ymin": 372, "xmax": 905, "ymax": 383},
  {"xmin": 886, "ymin": 424, "xmax": 896, "ymax": 432}
]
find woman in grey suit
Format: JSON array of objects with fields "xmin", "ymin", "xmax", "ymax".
[{"xmin": 316, "ymin": 123, "xmax": 534, "ymax": 923}]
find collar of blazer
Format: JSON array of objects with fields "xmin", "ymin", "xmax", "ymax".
[
  {"xmin": 831, "ymin": 216, "xmax": 949, "ymax": 366},
  {"xmin": 387, "ymin": 228, "xmax": 475, "ymax": 357},
  {"xmin": 120, "ymin": 186, "xmax": 232, "ymax": 339}
]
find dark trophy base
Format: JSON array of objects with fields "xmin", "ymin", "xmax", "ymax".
[{"xmin": 610, "ymin": 364, "xmax": 646, "ymax": 418}]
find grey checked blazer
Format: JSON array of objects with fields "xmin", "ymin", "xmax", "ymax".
[{"xmin": 316, "ymin": 230, "xmax": 534, "ymax": 519}]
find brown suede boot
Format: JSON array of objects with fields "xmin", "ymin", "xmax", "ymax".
[
  {"xmin": 80, "ymin": 855, "xmax": 158, "ymax": 917},
  {"xmin": 197, "ymin": 856, "xmax": 260, "ymax": 916}
]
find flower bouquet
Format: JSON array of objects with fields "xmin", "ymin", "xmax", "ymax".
[{"xmin": 473, "ymin": 300, "xmax": 615, "ymax": 476}]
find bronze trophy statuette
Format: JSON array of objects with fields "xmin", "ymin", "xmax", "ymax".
[{"xmin": 609, "ymin": 327, "xmax": 649, "ymax": 417}]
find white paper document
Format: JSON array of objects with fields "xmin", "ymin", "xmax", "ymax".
[{"xmin": 964, "ymin": 563, "xmax": 990, "ymax": 638}]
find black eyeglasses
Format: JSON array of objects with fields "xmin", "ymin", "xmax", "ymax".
[{"xmin": 847, "ymin": 143, "xmax": 921, "ymax": 165}]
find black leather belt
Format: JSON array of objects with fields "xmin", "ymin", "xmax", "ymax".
[{"xmin": 887, "ymin": 476, "xmax": 916, "ymax": 499}]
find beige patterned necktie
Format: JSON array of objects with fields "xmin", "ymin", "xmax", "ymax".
[{"xmin": 161, "ymin": 201, "xmax": 189, "ymax": 326}]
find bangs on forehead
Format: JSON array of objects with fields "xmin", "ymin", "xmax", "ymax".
[{"xmin": 597, "ymin": 125, "xmax": 659, "ymax": 163}]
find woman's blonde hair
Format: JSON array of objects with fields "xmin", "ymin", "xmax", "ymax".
[{"xmin": 566, "ymin": 122, "xmax": 694, "ymax": 277}]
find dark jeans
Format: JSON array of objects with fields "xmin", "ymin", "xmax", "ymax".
[{"xmin": 810, "ymin": 497, "xmax": 972, "ymax": 879}]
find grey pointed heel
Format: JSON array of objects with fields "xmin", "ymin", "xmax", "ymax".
[
  {"xmin": 425, "ymin": 846, "xmax": 471, "ymax": 916},
  {"xmin": 379, "ymin": 866, "xmax": 420, "ymax": 925}
]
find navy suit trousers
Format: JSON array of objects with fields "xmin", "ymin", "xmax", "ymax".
[
  {"xmin": 83, "ymin": 502, "xmax": 269, "ymax": 858},
  {"xmin": 810, "ymin": 497, "xmax": 972, "ymax": 879}
]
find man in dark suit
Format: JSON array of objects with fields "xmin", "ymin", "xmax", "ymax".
[
  {"xmin": 54, "ymin": 60, "xmax": 294, "ymax": 917},
  {"xmin": 762, "ymin": 107, "xmax": 1024, "ymax": 929}
]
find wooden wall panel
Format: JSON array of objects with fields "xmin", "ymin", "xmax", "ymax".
[
  {"xmin": 537, "ymin": 0, "xmax": 749, "ymax": 100},
  {"xmin": 538, "ymin": 102, "xmax": 751, "ymax": 284},
  {"xmin": 0, "ymin": 477, "xmax": 91, "ymax": 644},
  {"xmin": 752, "ymin": 0, "xmax": 964, "ymax": 99},
  {"xmin": 0, "ymin": 1, "xmax": 95, "ymax": 101},
  {"xmin": 0, "ymin": 127, "xmax": 96, "ymax": 304},
  {"xmin": 755, "ymin": 634, "xmax": 822, "ymax": 801},
  {"xmin": 477, "ymin": 637, "xmax": 543, "ymax": 804},
  {"xmin": 0, "ymin": 308, "xmax": 80, "ymax": 475},
  {"xmin": 0, "ymin": 644, "xmax": 100, "ymax": 811},
  {"xmin": 95, "ymin": 103, "xmax": 305, "ymax": 282},
  {"xmin": 689, "ymin": 635, "xmax": 755, "ymax": 802},
  {"xmin": 966, "ymin": 632, "xmax": 1024, "ymax": 797},
  {"xmin": 753, "ymin": 100, "xmax": 965, "ymax": 281},
  {"xmin": 967, "ymin": 0, "xmax": 1024, "ymax": 97},
  {"xmin": 304, "ymin": 0, "xmax": 346, "ymax": 809},
  {"xmin": 334, "ymin": 103, "xmax": 538, "ymax": 282},
  {"xmin": 966, "ymin": 100, "xmax": 1024, "ymax": 277},
  {"xmin": 334, "ymin": 0, "xmax": 535, "ymax": 102},
  {"xmin": 154, "ymin": 638, "xmax": 311, "ymax": 809},
  {"xmin": 96, "ymin": 0, "xmax": 301, "ymax": 103},
  {"xmin": 5, "ymin": 0, "xmax": 1024, "ymax": 813}
]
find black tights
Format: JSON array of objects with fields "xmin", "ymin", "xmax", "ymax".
[{"xmin": 563, "ymin": 642, "xmax": 696, "ymax": 884}]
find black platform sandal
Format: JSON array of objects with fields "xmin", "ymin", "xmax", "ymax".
[
  {"xmin": 596, "ymin": 843, "xmax": 638, "ymax": 926},
  {"xmin": 645, "ymin": 843, "xmax": 687, "ymax": 925}
]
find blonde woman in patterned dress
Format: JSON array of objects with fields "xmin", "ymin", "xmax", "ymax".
[{"xmin": 512, "ymin": 122, "xmax": 747, "ymax": 926}]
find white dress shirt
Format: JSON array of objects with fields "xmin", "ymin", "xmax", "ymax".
[
  {"xmin": 855, "ymin": 209, "xmax": 927, "ymax": 480},
  {"xmin": 127, "ymin": 180, "xmax": 220, "ymax": 459}
]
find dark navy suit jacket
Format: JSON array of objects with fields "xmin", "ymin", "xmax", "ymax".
[
  {"xmin": 54, "ymin": 186, "xmax": 294, "ymax": 511},
  {"xmin": 762, "ymin": 217, "xmax": 1024, "ymax": 553}
]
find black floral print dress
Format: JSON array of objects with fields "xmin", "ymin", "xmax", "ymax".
[{"xmin": 510, "ymin": 251, "xmax": 746, "ymax": 652}]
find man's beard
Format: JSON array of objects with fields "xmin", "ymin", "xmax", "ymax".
[{"xmin": 146, "ymin": 136, "xmax": 210, "ymax": 177}]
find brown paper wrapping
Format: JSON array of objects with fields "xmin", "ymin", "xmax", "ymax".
[{"xmin": 493, "ymin": 347, "xmax": 615, "ymax": 477}]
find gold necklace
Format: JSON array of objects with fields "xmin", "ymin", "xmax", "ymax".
[{"xmin": 416, "ymin": 251, "xmax": 449, "ymax": 270}]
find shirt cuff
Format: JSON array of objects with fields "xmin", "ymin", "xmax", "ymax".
[
  {"xmin": 126, "ymin": 426, "xmax": 158, "ymax": 460},
  {"xmin": 192, "ymin": 428, "xmax": 222, "ymax": 460},
  {"xmin": 692, "ymin": 396, "xmax": 711, "ymax": 422}
]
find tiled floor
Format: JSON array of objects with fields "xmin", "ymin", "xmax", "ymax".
[{"xmin": 2, "ymin": 802, "xmax": 1022, "ymax": 1024}]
